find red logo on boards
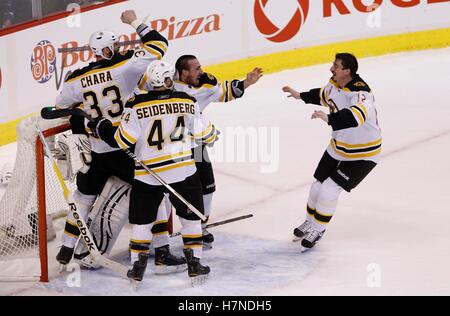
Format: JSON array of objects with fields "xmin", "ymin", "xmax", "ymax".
[
  {"xmin": 254, "ymin": 0, "xmax": 309, "ymax": 43},
  {"xmin": 30, "ymin": 40, "xmax": 57, "ymax": 83}
]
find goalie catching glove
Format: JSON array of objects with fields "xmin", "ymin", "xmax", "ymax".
[{"xmin": 57, "ymin": 134, "xmax": 92, "ymax": 179}]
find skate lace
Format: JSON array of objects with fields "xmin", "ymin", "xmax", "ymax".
[
  {"xmin": 297, "ymin": 221, "xmax": 311, "ymax": 233},
  {"xmin": 305, "ymin": 230, "xmax": 322, "ymax": 242}
]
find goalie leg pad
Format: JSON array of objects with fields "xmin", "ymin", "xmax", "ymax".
[
  {"xmin": 73, "ymin": 176, "xmax": 130, "ymax": 266},
  {"xmin": 62, "ymin": 191, "xmax": 96, "ymax": 248}
]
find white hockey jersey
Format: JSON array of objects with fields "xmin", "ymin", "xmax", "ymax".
[
  {"xmin": 110, "ymin": 89, "xmax": 217, "ymax": 185},
  {"xmin": 301, "ymin": 76, "xmax": 382, "ymax": 162},
  {"xmin": 138, "ymin": 72, "xmax": 244, "ymax": 112},
  {"xmin": 55, "ymin": 25, "xmax": 168, "ymax": 154}
]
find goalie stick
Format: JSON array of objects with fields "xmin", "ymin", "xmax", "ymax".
[
  {"xmin": 36, "ymin": 123, "xmax": 130, "ymax": 279},
  {"xmin": 41, "ymin": 106, "xmax": 88, "ymax": 121},
  {"xmin": 41, "ymin": 106, "xmax": 207, "ymax": 221},
  {"xmin": 170, "ymin": 214, "xmax": 254, "ymax": 238}
]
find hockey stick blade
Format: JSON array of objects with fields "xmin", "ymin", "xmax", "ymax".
[
  {"xmin": 170, "ymin": 214, "xmax": 253, "ymax": 238},
  {"xmin": 41, "ymin": 106, "xmax": 93, "ymax": 121}
]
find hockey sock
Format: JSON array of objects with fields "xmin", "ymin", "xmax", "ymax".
[
  {"xmin": 62, "ymin": 190, "xmax": 96, "ymax": 248},
  {"xmin": 311, "ymin": 178, "xmax": 343, "ymax": 232},
  {"xmin": 152, "ymin": 198, "xmax": 170, "ymax": 249},
  {"xmin": 202, "ymin": 193, "xmax": 213, "ymax": 228},
  {"xmin": 306, "ymin": 180, "xmax": 321, "ymax": 222},
  {"xmin": 179, "ymin": 218, "xmax": 203, "ymax": 259},
  {"xmin": 130, "ymin": 223, "xmax": 152, "ymax": 263}
]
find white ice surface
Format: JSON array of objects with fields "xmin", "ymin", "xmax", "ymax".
[{"xmin": 1, "ymin": 47, "xmax": 449, "ymax": 295}]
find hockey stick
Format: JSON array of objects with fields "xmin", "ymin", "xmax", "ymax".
[
  {"xmin": 42, "ymin": 107, "xmax": 207, "ymax": 221},
  {"xmin": 41, "ymin": 106, "xmax": 87, "ymax": 120},
  {"xmin": 36, "ymin": 123, "xmax": 130, "ymax": 278},
  {"xmin": 123, "ymin": 149, "xmax": 207, "ymax": 221},
  {"xmin": 170, "ymin": 214, "xmax": 253, "ymax": 238}
]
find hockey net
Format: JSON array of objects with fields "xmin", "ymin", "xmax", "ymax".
[{"xmin": 0, "ymin": 115, "xmax": 73, "ymax": 282}]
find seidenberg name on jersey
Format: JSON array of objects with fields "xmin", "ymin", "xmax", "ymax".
[{"xmin": 136, "ymin": 102, "xmax": 196, "ymax": 119}]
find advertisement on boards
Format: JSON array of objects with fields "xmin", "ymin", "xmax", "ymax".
[
  {"xmin": 248, "ymin": 0, "xmax": 450, "ymax": 55},
  {"xmin": 0, "ymin": 0, "xmax": 449, "ymax": 122}
]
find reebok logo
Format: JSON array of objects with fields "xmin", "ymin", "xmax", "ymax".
[
  {"xmin": 70, "ymin": 203, "xmax": 95, "ymax": 251},
  {"xmin": 337, "ymin": 169, "xmax": 349, "ymax": 181},
  {"xmin": 254, "ymin": 0, "xmax": 309, "ymax": 43}
]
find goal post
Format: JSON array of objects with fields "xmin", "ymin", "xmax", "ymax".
[
  {"xmin": 0, "ymin": 116, "xmax": 71, "ymax": 282},
  {"xmin": 36, "ymin": 122, "xmax": 71, "ymax": 282}
]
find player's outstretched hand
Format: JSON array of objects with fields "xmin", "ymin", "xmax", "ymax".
[
  {"xmin": 121, "ymin": 10, "xmax": 138, "ymax": 25},
  {"xmin": 282, "ymin": 86, "xmax": 301, "ymax": 99},
  {"xmin": 311, "ymin": 110, "xmax": 329, "ymax": 123},
  {"xmin": 246, "ymin": 67, "xmax": 263, "ymax": 86}
]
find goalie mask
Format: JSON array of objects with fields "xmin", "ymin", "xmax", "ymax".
[
  {"xmin": 146, "ymin": 60, "xmax": 176, "ymax": 89},
  {"xmin": 89, "ymin": 30, "xmax": 118, "ymax": 60}
]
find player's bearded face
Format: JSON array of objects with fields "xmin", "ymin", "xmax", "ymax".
[{"xmin": 186, "ymin": 59, "xmax": 203, "ymax": 86}]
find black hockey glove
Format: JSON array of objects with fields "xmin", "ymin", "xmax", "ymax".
[{"xmin": 87, "ymin": 117, "xmax": 112, "ymax": 139}]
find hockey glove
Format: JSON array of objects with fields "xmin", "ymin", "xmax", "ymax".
[{"xmin": 87, "ymin": 117, "xmax": 112, "ymax": 139}]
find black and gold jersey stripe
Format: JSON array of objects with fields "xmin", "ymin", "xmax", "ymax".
[
  {"xmin": 191, "ymin": 122, "xmax": 217, "ymax": 145},
  {"xmin": 350, "ymin": 103, "xmax": 369, "ymax": 125},
  {"xmin": 136, "ymin": 27, "xmax": 168, "ymax": 60},
  {"xmin": 330, "ymin": 138, "xmax": 382, "ymax": 159},
  {"xmin": 134, "ymin": 151, "xmax": 194, "ymax": 176}
]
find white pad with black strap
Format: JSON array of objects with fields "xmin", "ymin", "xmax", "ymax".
[
  {"xmin": 73, "ymin": 176, "xmax": 130, "ymax": 268},
  {"xmin": 57, "ymin": 134, "xmax": 92, "ymax": 181}
]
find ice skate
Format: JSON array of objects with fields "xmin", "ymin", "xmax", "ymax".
[
  {"xmin": 293, "ymin": 220, "xmax": 312, "ymax": 242},
  {"xmin": 154, "ymin": 245, "xmax": 187, "ymax": 274},
  {"xmin": 127, "ymin": 252, "xmax": 149, "ymax": 289},
  {"xmin": 300, "ymin": 229, "xmax": 325, "ymax": 252},
  {"xmin": 183, "ymin": 248, "xmax": 210, "ymax": 286},
  {"xmin": 56, "ymin": 245, "xmax": 74, "ymax": 271}
]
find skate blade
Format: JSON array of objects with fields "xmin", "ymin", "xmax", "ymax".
[
  {"xmin": 190, "ymin": 274, "xmax": 209, "ymax": 287},
  {"xmin": 300, "ymin": 246, "xmax": 313, "ymax": 253},
  {"xmin": 155, "ymin": 263, "xmax": 188, "ymax": 275},
  {"xmin": 58, "ymin": 263, "xmax": 67, "ymax": 273},
  {"xmin": 129, "ymin": 279, "xmax": 142, "ymax": 291},
  {"xmin": 292, "ymin": 236, "xmax": 304, "ymax": 242}
]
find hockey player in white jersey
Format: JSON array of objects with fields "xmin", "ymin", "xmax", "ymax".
[
  {"xmin": 138, "ymin": 55, "xmax": 263, "ymax": 247},
  {"xmin": 53, "ymin": 10, "xmax": 185, "ymax": 273},
  {"xmin": 283, "ymin": 53, "xmax": 381, "ymax": 251},
  {"xmin": 89, "ymin": 60, "xmax": 218, "ymax": 283}
]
